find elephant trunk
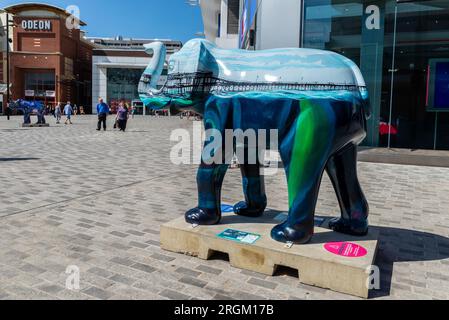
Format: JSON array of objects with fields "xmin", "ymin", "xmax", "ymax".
[{"xmin": 138, "ymin": 41, "xmax": 167, "ymax": 97}]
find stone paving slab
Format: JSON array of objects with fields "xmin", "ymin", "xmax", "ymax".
[
  {"xmin": 359, "ymin": 147, "xmax": 449, "ymax": 168},
  {"xmin": 0, "ymin": 115, "xmax": 448, "ymax": 300}
]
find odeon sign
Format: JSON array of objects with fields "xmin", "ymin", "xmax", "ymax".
[{"xmin": 21, "ymin": 20, "xmax": 52, "ymax": 31}]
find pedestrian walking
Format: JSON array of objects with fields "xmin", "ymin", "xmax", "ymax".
[
  {"xmin": 131, "ymin": 105, "xmax": 136, "ymax": 119},
  {"xmin": 55, "ymin": 102, "xmax": 62, "ymax": 124},
  {"xmin": 116, "ymin": 102, "xmax": 129, "ymax": 132},
  {"xmin": 64, "ymin": 101, "xmax": 73, "ymax": 125},
  {"xmin": 5, "ymin": 100, "xmax": 11, "ymax": 121},
  {"xmin": 96, "ymin": 98, "xmax": 110, "ymax": 131}
]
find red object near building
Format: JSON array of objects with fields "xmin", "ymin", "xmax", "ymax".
[{"xmin": 379, "ymin": 122, "xmax": 398, "ymax": 136}]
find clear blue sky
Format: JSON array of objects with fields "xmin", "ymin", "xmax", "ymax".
[{"xmin": 2, "ymin": 0, "xmax": 204, "ymax": 43}]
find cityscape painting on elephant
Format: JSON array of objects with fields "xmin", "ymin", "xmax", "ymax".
[{"xmin": 139, "ymin": 39, "xmax": 371, "ymax": 244}]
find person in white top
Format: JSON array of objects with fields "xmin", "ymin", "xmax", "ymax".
[{"xmin": 54, "ymin": 102, "xmax": 62, "ymax": 124}]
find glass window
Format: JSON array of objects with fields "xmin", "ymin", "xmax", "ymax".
[
  {"xmin": 303, "ymin": 0, "xmax": 449, "ymax": 150},
  {"xmin": 24, "ymin": 71, "xmax": 55, "ymax": 98},
  {"xmin": 107, "ymin": 68, "xmax": 145, "ymax": 111},
  {"xmin": 382, "ymin": 0, "xmax": 449, "ymax": 150},
  {"xmin": 227, "ymin": 0, "xmax": 240, "ymax": 34}
]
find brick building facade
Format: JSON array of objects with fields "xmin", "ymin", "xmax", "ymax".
[
  {"xmin": 0, "ymin": 11, "xmax": 8, "ymax": 110},
  {"xmin": 0, "ymin": 51, "xmax": 3, "ymax": 83},
  {"xmin": 3, "ymin": 3, "xmax": 93, "ymax": 113}
]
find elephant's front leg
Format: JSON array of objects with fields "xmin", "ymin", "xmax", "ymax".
[
  {"xmin": 185, "ymin": 162, "xmax": 229, "ymax": 225},
  {"xmin": 24, "ymin": 113, "xmax": 31, "ymax": 124},
  {"xmin": 234, "ymin": 163, "xmax": 267, "ymax": 217},
  {"xmin": 271, "ymin": 101, "xmax": 335, "ymax": 244},
  {"xmin": 185, "ymin": 104, "xmax": 231, "ymax": 225}
]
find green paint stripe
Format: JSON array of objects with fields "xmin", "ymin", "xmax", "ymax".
[{"xmin": 287, "ymin": 100, "xmax": 334, "ymax": 207}]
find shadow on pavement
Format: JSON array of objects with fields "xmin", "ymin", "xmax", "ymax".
[
  {"xmin": 368, "ymin": 226, "xmax": 449, "ymax": 299},
  {"xmin": 218, "ymin": 208, "xmax": 449, "ymax": 299},
  {"xmin": 0, "ymin": 157, "xmax": 40, "ymax": 162}
]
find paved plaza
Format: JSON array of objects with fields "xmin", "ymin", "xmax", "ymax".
[{"xmin": 0, "ymin": 115, "xmax": 448, "ymax": 300}]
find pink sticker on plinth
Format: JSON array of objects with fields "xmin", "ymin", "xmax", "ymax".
[{"xmin": 324, "ymin": 242, "xmax": 367, "ymax": 258}]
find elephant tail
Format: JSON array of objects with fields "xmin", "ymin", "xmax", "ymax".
[{"xmin": 360, "ymin": 89, "xmax": 372, "ymax": 120}]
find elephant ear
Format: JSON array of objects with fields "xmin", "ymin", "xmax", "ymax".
[
  {"xmin": 197, "ymin": 41, "xmax": 219, "ymax": 78},
  {"xmin": 172, "ymin": 39, "xmax": 219, "ymax": 77}
]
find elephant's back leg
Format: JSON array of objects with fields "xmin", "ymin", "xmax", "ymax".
[
  {"xmin": 234, "ymin": 162, "xmax": 268, "ymax": 217},
  {"xmin": 272, "ymin": 99, "xmax": 336, "ymax": 244},
  {"xmin": 326, "ymin": 144, "xmax": 369, "ymax": 235}
]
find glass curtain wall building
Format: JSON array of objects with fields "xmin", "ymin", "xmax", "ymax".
[
  {"xmin": 107, "ymin": 68, "xmax": 144, "ymax": 111},
  {"xmin": 303, "ymin": 0, "xmax": 449, "ymax": 150}
]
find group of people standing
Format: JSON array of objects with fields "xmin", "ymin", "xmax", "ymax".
[
  {"xmin": 96, "ymin": 98, "xmax": 130, "ymax": 132},
  {"xmin": 46, "ymin": 104, "xmax": 84, "ymax": 117},
  {"xmin": 16, "ymin": 98, "xmax": 131, "ymax": 131}
]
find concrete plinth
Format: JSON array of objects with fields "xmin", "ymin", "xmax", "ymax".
[{"xmin": 161, "ymin": 211, "xmax": 378, "ymax": 298}]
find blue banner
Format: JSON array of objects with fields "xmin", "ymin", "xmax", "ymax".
[
  {"xmin": 434, "ymin": 62, "xmax": 449, "ymax": 109},
  {"xmin": 427, "ymin": 59, "xmax": 449, "ymax": 111}
]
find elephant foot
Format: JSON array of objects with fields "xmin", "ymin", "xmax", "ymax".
[
  {"xmin": 271, "ymin": 221, "xmax": 313, "ymax": 244},
  {"xmin": 233, "ymin": 201, "xmax": 266, "ymax": 218},
  {"xmin": 185, "ymin": 207, "xmax": 221, "ymax": 225},
  {"xmin": 328, "ymin": 217, "xmax": 368, "ymax": 236}
]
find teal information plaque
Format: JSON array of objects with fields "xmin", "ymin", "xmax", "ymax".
[{"xmin": 217, "ymin": 229, "xmax": 261, "ymax": 245}]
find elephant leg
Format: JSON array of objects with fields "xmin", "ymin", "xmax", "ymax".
[
  {"xmin": 185, "ymin": 102, "xmax": 231, "ymax": 225},
  {"xmin": 185, "ymin": 163, "xmax": 229, "ymax": 225},
  {"xmin": 271, "ymin": 101, "xmax": 335, "ymax": 244},
  {"xmin": 234, "ymin": 163, "xmax": 267, "ymax": 217},
  {"xmin": 326, "ymin": 144, "xmax": 369, "ymax": 236}
]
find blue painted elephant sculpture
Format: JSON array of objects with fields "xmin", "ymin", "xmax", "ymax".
[
  {"xmin": 9, "ymin": 99, "xmax": 45, "ymax": 125},
  {"xmin": 139, "ymin": 39, "xmax": 370, "ymax": 244}
]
